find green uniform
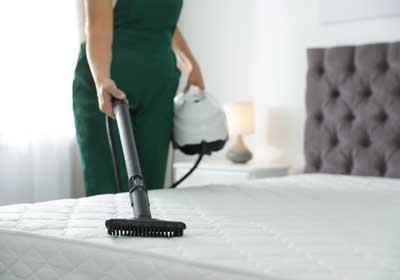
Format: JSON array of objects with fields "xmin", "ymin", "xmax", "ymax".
[{"xmin": 73, "ymin": 0, "xmax": 183, "ymax": 195}]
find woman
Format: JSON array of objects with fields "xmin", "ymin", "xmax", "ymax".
[{"xmin": 73, "ymin": 0, "xmax": 204, "ymax": 196}]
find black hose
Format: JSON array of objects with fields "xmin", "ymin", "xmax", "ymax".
[{"xmin": 169, "ymin": 152, "xmax": 204, "ymax": 189}]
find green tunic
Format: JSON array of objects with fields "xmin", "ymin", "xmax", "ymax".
[{"xmin": 73, "ymin": 0, "xmax": 183, "ymax": 195}]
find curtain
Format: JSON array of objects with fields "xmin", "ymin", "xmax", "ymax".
[{"xmin": 0, "ymin": 1, "xmax": 84, "ymax": 205}]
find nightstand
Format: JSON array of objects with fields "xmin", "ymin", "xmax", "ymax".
[{"xmin": 173, "ymin": 159, "xmax": 289, "ymax": 188}]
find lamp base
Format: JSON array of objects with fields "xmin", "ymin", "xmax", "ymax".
[{"xmin": 226, "ymin": 135, "xmax": 252, "ymax": 164}]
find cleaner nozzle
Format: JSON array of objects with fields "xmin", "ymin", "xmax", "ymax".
[
  {"xmin": 105, "ymin": 218, "xmax": 186, "ymax": 237},
  {"xmin": 105, "ymin": 179, "xmax": 187, "ymax": 238},
  {"xmin": 105, "ymin": 175, "xmax": 186, "ymax": 238}
]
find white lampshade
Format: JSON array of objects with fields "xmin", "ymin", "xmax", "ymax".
[{"xmin": 223, "ymin": 102, "xmax": 254, "ymax": 136}]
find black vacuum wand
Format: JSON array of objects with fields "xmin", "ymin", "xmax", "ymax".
[{"xmin": 105, "ymin": 99, "xmax": 186, "ymax": 237}]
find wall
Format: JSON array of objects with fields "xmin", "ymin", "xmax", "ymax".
[
  {"xmin": 178, "ymin": 0, "xmax": 400, "ymax": 172},
  {"xmin": 176, "ymin": 0, "xmax": 260, "ymax": 164}
]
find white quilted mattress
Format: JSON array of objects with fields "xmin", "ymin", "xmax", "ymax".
[{"xmin": 1, "ymin": 174, "xmax": 400, "ymax": 280}]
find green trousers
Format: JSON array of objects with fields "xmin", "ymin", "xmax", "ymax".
[{"xmin": 72, "ymin": 30, "xmax": 181, "ymax": 195}]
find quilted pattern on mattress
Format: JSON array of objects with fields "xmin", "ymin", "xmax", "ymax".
[{"xmin": 0, "ymin": 174, "xmax": 400, "ymax": 280}]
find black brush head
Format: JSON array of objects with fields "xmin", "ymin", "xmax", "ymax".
[{"xmin": 105, "ymin": 218, "xmax": 186, "ymax": 238}]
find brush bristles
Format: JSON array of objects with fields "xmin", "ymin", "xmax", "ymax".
[{"xmin": 105, "ymin": 219, "xmax": 186, "ymax": 238}]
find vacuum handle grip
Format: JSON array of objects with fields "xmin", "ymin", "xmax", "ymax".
[{"xmin": 113, "ymin": 99, "xmax": 142, "ymax": 179}]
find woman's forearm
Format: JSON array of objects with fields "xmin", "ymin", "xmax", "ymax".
[
  {"xmin": 84, "ymin": 0, "xmax": 113, "ymax": 91},
  {"xmin": 172, "ymin": 27, "xmax": 205, "ymax": 90},
  {"xmin": 172, "ymin": 27, "xmax": 198, "ymax": 68},
  {"xmin": 86, "ymin": 29, "xmax": 112, "ymax": 89}
]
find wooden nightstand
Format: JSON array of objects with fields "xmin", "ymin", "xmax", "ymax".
[{"xmin": 173, "ymin": 159, "xmax": 289, "ymax": 187}]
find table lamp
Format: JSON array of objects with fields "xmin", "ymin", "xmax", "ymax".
[{"xmin": 223, "ymin": 102, "xmax": 254, "ymax": 163}]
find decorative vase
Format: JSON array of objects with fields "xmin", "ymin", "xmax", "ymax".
[{"xmin": 226, "ymin": 135, "xmax": 252, "ymax": 164}]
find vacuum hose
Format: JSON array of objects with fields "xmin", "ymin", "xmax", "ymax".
[{"xmin": 169, "ymin": 143, "xmax": 206, "ymax": 188}]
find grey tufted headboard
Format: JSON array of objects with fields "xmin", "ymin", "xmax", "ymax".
[{"xmin": 305, "ymin": 41, "xmax": 400, "ymax": 178}]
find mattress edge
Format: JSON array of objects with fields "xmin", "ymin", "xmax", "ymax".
[{"xmin": 0, "ymin": 228, "xmax": 279, "ymax": 280}]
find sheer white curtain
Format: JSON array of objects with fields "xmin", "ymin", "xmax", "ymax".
[{"xmin": 0, "ymin": 1, "xmax": 84, "ymax": 205}]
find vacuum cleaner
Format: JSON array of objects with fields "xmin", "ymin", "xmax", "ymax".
[
  {"xmin": 105, "ymin": 99, "xmax": 186, "ymax": 237},
  {"xmin": 105, "ymin": 86, "xmax": 228, "ymax": 238},
  {"xmin": 171, "ymin": 86, "xmax": 228, "ymax": 188}
]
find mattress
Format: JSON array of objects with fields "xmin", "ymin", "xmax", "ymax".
[{"xmin": 0, "ymin": 174, "xmax": 400, "ymax": 280}]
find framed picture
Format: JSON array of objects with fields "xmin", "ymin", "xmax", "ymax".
[{"xmin": 320, "ymin": 0, "xmax": 400, "ymax": 24}]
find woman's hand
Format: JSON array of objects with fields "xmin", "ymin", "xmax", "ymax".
[
  {"xmin": 97, "ymin": 78, "xmax": 126, "ymax": 118},
  {"xmin": 184, "ymin": 63, "xmax": 205, "ymax": 92}
]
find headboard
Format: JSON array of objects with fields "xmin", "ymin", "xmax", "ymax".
[{"xmin": 305, "ymin": 41, "xmax": 400, "ymax": 177}]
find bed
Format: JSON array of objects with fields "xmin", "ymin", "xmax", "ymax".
[{"xmin": 1, "ymin": 41, "xmax": 400, "ymax": 280}]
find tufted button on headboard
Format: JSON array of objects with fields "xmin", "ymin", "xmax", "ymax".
[{"xmin": 304, "ymin": 42, "xmax": 400, "ymax": 178}]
